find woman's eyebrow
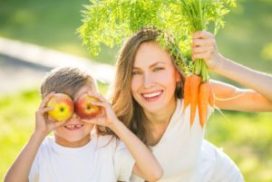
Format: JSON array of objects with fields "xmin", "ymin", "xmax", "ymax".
[{"xmin": 133, "ymin": 61, "xmax": 166, "ymax": 69}]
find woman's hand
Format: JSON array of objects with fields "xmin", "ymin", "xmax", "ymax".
[
  {"xmin": 192, "ymin": 31, "xmax": 223, "ymax": 70},
  {"xmin": 35, "ymin": 92, "xmax": 65, "ymax": 137}
]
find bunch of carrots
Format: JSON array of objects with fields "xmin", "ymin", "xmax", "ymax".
[
  {"xmin": 183, "ymin": 60, "xmax": 214, "ymax": 128},
  {"xmin": 180, "ymin": 0, "xmax": 218, "ymax": 127}
]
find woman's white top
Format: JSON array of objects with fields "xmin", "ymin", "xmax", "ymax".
[
  {"xmin": 29, "ymin": 135, "xmax": 135, "ymax": 182},
  {"xmin": 130, "ymin": 99, "xmax": 243, "ymax": 182}
]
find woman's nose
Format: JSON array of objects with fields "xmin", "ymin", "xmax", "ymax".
[{"xmin": 143, "ymin": 73, "xmax": 154, "ymax": 88}]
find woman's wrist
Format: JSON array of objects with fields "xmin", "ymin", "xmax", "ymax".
[
  {"xmin": 210, "ymin": 53, "xmax": 225, "ymax": 72},
  {"xmin": 107, "ymin": 118, "xmax": 122, "ymax": 131}
]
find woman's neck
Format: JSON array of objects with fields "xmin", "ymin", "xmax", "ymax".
[
  {"xmin": 144, "ymin": 98, "xmax": 177, "ymax": 145},
  {"xmin": 145, "ymin": 98, "xmax": 177, "ymax": 124}
]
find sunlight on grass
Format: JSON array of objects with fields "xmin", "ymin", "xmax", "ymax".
[
  {"xmin": 261, "ymin": 42, "xmax": 272, "ymax": 61},
  {"xmin": 0, "ymin": 89, "xmax": 39, "ymax": 179},
  {"xmin": 206, "ymin": 111, "xmax": 272, "ymax": 182}
]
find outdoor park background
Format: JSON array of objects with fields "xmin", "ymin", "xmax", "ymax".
[{"xmin": 0, "ymin": 0, "xmax": 272, "ymax": 181}]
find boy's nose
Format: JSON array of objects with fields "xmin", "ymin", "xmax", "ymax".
[{"xmin": 68, "ymin": 113, "xmax": 80, "ymax": 122}]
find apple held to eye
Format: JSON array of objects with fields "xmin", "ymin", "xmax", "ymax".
[
  {"xmin": 75, "ymin": 94, "xmax": 102, "ymax": 119},
  {"xmin": 46, "ymin": 93, "xmax": 74, "ymax": 122}
]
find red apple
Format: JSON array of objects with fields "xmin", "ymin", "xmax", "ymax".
[
  {"xmin": 75, "ymin": 94, "xmax": 102, "ymax": 119},
  {"xmin": 46, "ymin": 93, "xmax": 74, "ymax": 122}
]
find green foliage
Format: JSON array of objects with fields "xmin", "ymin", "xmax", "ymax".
[
  {"xmin": 79, "ymin": 0, "xmax": 164, "ymax": 55},
  {"xmin": 0, "ymin": 89, "xmax": 40, "ymax": 180},
  {"xmin": 79, "ymin": 0, "xmax": 236, "ymax": 77},
  {"xmin": 206, "ymin": 111, "xmax": 272, "ymax": 182},
  {"xmin": 177, "ymin": 0, "xmax": 236, "ymax": 33}
]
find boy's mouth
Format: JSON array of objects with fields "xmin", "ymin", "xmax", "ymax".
[{"xmin": 64, "ymin": 124, "xmax": 84, "ymax": 130}]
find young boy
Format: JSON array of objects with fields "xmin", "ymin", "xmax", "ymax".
[{"xmin": 4, "ymin": 67, "xmax": 162, "ymax": 182}]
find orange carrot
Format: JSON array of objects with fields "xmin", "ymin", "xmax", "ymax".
[
  {"xmin": 198, "ymin": 82, "xmax": 210, "ymax": 127},
  {"xmin": 182, "ymin": 75, "xmax": 191, "ymax": 113},
  {"xmin": 189, "ymin": 74, "xmax": 201, "ymax": 126}
]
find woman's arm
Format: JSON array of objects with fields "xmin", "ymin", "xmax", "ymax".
[
  {"xmin": 192, "ymin": 31, "xmax": 272, "ymax": 111},
  {"xmin": 110, "ymin": 120, "xmax": 163, "ymax": 181},
  {"xmin": 210, "ymin": 80, "xmax": 272, "ymax": 111},
  {"xmin": 82, "ymin": 93, "xmax": 163, "ymax": 182},
  {"xmin": 213, "ymin": 55, "xmax": 272, "ymax": 103}
]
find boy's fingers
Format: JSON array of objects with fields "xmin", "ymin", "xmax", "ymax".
[
  {"xmin": 90, "ymin": 100, "xmax": 106, "ymax": 108},
  {"xmin": 41, "ymin": 107, "xmax": 54, "ymax": 114},
  {"xmin": 87, "ymin": 92, "xmax": 108, "ymax": 103},
  {"xmin": 39, "ymin": 92, "xmax": 55, "ymax": 109}
]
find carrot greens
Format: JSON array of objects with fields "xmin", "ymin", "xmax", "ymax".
[{"xmin": 78, "ymin": 0, "xmax": 236, "ymax": 127}]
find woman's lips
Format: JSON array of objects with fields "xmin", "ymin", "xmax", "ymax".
[{"xmin": 141, "ymin": 90, "xmax": 163, "ymax": 102}]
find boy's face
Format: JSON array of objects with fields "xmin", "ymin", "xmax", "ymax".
[{"xmin": 54, "ymin": 84, "xmax": 97, "ymax": 147}]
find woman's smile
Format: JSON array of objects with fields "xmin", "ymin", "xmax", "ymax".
[{"xmin": 141, "ymin": 90, "xmax": 164, "ymax": 102}]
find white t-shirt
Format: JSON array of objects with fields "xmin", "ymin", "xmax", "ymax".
[
  {"xmin": 130, "ymin": 99, "xmax": 244, "ymax": 182},
  {"xmin": 29, "ymin": 135, "xmax": 135, "ymax": 182}
]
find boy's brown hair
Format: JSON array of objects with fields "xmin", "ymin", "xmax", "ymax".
[{"xmin": 41, "ymin": 67, "xmax": 97, "ymax": 99}]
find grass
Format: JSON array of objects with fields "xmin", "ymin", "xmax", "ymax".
[
  {"xmin": 0, "ymin": 90, "xmax": 39, "ymax": 180},
  {"xmin": 206, "ymin": 111, "xmax": 272, "ymax": 182}
]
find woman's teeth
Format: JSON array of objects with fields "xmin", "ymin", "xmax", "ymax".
[{"xmin": 142, "ymin": 91, "xmax": 162, "ymax": 99}]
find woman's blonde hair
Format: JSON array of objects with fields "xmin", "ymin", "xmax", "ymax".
[{"xmin": 111, "ymin": 28, "xmax": 185, "ymax": 144}]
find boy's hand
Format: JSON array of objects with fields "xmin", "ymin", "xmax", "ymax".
[
  {"xmin": 192, "ymin": 31, "xmax": 223, "ymax": 70},
  {"xmin": 35, "ymin": 92, "xmax": 65, "ymax": 137},
  {"xmin": 81, "ymin": 92, "xmax": 120, "ymax": 129}
]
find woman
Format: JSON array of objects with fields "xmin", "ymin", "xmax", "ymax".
[{"xmin": 110, "ymin": 28, "xmax": 272, "ymax": 181}]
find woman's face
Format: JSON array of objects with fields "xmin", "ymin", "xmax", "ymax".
[{"xmin": 131, "ymin": 41, "xmax": 180, "ymax": 114}]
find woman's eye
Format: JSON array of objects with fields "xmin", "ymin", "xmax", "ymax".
[
  {"xmin": 153, "ymin": 67, "xmax": 164, "ymax": 72},
  {"xmin": 132, "ymin": 70, "xmax": 141, "ymax": 75}
]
